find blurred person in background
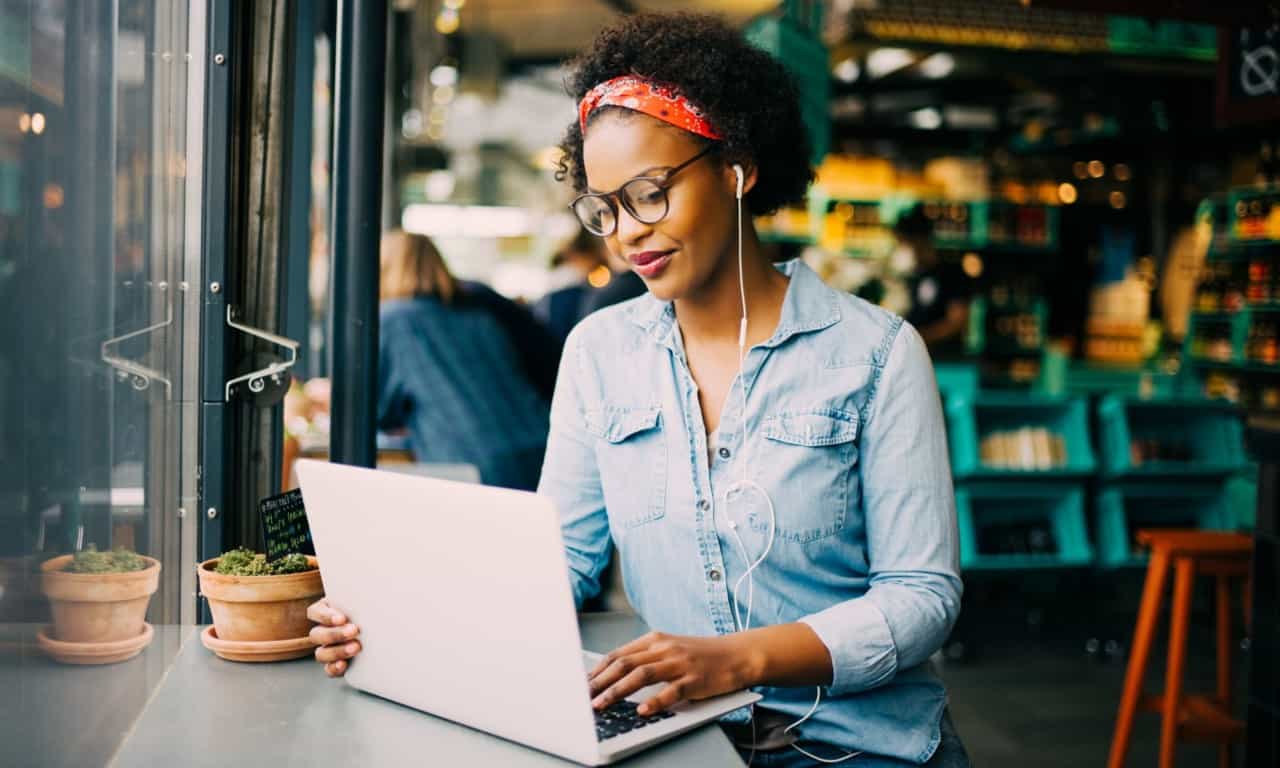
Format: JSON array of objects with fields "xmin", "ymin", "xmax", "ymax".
[
  {"xmin": 534, "ymin": 227, "xmax": 610, "ymax": 342},
  {"xmin": 375, "ymin": 229, "xmax": 553, "ymax": 491},
  {"xmin": 313, "ymin": 15, "xmax": 966, "ymax": 767},
  {"xmin": 579, "ymin": 251, "xmax": 648, "ymax": 319},
  {"xmin": 896, "ymin": 204, "xmax": 972, "ymax": 359}
]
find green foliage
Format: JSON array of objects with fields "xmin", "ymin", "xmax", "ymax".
[
  {"xmin": 63, "ymin": 546, "xmax": 149, "ymax": 574},
  {"xmin": 214, "ymin": 548, "xmax": 313, "ymax": 576}
]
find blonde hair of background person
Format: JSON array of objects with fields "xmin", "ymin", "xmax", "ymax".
[{"xmin": 380, "ymin": 229, "xmax": 456, "ymax": 303}]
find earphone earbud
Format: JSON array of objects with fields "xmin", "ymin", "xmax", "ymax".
[{"xmin": 733, "ymin": 164, "xmax": 744, "ymax": 200}]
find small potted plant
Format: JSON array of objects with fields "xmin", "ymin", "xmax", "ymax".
[
  {"xmin": 38, "ymin": 546, "xmax": 161, "ymax": 664},
  {"xmin": 197, "ymin": 548, "xmax": 323, "ymax": 662}
]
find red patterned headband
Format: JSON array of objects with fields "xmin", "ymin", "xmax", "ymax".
[{"xmin": 577, "ymin": 75, "xmax": 723, "ymax": 141}]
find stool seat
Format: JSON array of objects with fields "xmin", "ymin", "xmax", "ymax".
[
  {"xmin": 1135, "ymin": 530, "xmax": 1252, "ymax": 557},
  {"xmin": 1107, "ymin": 529, "xmax": 1252, "ymax": 768}
]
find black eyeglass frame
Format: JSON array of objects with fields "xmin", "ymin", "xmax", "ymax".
[{"xmin": 568, "ymin": 143, "xmax": 718, "ymax": 237}]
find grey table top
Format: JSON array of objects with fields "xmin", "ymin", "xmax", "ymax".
[
  {"xmin": 111, "ymin": 612, "xmax": 747, "ymax": 767},
  {"xmin": 0, "ymin": 623, "xmax": 189, "ymax": 768}
]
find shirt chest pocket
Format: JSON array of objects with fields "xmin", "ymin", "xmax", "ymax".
[
  {"xmin": 585, "ymin": 406, "xmax": 667, "ymax": 529},
  {"xmin": 746, "ymin": 408, "xmax": 859, "ymax": 544}
]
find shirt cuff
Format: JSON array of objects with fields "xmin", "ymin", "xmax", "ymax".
[{"xmin": 799, "ymin": 598, "xmax": 898, "ymax": 696}]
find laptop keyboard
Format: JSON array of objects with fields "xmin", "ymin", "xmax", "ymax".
[{"xmin": 594, "ymin": 700, "xmax": 676, "ymax": 741}]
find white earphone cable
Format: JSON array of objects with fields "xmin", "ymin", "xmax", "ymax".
[{"xmin": 726, "ymin": 165, "xmax": 858, "ymax": 765}]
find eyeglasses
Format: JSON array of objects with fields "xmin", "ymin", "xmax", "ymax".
[{"xmin": 569, "ymin": 144, "xmax": 716, "ymax": 237}]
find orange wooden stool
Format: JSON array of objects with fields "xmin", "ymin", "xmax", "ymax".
[{"xmin": 1108, "ymin": 530, "xmax": 1252, "ymax": 768}]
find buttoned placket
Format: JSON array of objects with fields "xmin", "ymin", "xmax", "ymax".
[{"xmin": 667, "ymin": 324, "xmax": 770, "ymax": 637}]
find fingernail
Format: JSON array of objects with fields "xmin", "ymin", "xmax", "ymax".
[
  {"xmin": 346, "ymin": 643, "xmax": 359, "ymax": 654},
  {"xmin": 332, "ymin": 614, "xmax": 346, "ymax": 624},
  {"xmin": 592, "ymin": 696, "xmax": 603, "ymax": 708},
  {"xmin": 344, "ymin": 625, "xmax": 357, "ymax": 638},
  {"xmin": 637, "ymin": 705, "xmax": 649, "ymax": 716}
]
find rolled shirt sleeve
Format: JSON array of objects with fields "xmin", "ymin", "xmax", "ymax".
[{"xmin": 799, "ymin": 322, "xmax": 963, "ymax": 696}]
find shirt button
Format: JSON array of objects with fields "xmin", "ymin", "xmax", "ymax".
[
  {"xmin": 698, "ymin": 500, "xmax": 711, "ymax": 512},
  {"xmin": 718, "ymin": 447, "xmax": 731, "ymax": 460},
  {"xmin": 708, "ymin": 569, "xmax": 722, "ymax": 581}
]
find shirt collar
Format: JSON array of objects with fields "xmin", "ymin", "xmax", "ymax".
[{"xmin": 627, "ymin": 259, "xmax": 841, "ymax": 352}]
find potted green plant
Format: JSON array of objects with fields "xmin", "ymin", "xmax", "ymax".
[
  {"xmin": 197, "ymin": 548, "xmax": 323, "ymax": 662},
  {"xmin": 38, "ymin": 546, "xmax": 161, "ymax": 664}
]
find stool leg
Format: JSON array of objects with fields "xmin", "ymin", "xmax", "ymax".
[
  {"xmin": 1242, "ymin": 574, "xmax": 1251, "ymax": 632},
  {"xmin": 1161, "ymin": 557, "xmax": 1195, "ymax": 768},
  {"xmin": 1216, "ymin": 574, "xmax": 1232, "ymax": 768},
  {"xmin": 1109, "ymin": 549, "xmax": 1170, "ymax": 768}
]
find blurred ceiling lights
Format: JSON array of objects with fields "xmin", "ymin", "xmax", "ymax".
[
  {"xmin": 18, "ymin": 112, "xmax": 45, "ymax": 135},
  {"xmin": 436, "ymin": 7, "xmax": 460, "ymax": 35},
  {"xmin": 834, "ymin": 58, "xmax": 860, "ymax": 83},
  {"xmin": 918, "ymin": 52, "xmax": 955, "ymax": 79},
  {"xmin": 943, "ymin": 105, "xmax": 997, "ymax": 130},
  {"xmin": 908, "ymin": 107, "xmax": 942, "ymax": 130},
  {"xmin": 430, "ymin": 64, "xmax": 458, "ymax": 87},
  {"xmin": 866, "ymin": 47, "xmax": 913, "ymax": 79}
]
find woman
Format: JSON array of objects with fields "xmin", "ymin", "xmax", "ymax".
[
  {"xmin": 311, "ymin": 15, "xmax": 967, "ymax": 766},
  {"xmin": 376, "ymin": 229, "xmax": 554, "ymax": 490}
]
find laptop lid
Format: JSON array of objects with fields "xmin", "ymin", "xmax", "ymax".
[{"xmin": 296, "ymin": 459, "xmax": 599, "ymax": 765}]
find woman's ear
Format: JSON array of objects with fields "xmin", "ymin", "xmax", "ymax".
[{"xmin": 726, "ymin": 161, "xmax": 758, "ymax": 199}]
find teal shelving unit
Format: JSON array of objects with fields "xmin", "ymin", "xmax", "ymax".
[
  {"xmin": 934, "ymin": 362, "xmax": 979, "ymax": 405},
  {"xmin": 1054, "ymin": 363, "xmax": 1181, "ymax": 399},
  {"xmin": 1096, "ymin": 395, "xmax": 1246, "ymax": 478},
  {"xmin": 1095, "ymin": 482, "xmax": 1231, "ymax": 568},
  {"xmin": 1187, "ymin": 358, "xmax": 1280, "ymax": 375},
  {"xmin": 1226, "ymin": 186, "xmax": 1280, "ymax": 242},
  {"xmin": 1226, "ymin": 466, "xmax": 1258, "ymax": 530},
  {"xmin": 1186, "ymin": 309, "xmax": 1252, "ymax": 364},
  {"xmin": 945, "ymin": 393, "xmax": 1095, "ymax": 479},
  {"xmin": 758, "ymin": 231, "xmax": 812, "ymax": 246},
  {"xmin": 931, "ymin": 201, "xmax": 1060, "ymax": 252},
  {"xmin": 956, "ymin": 483, "xmax": 1093, "ymax": 570},
  {"xmin": 1183, "ymin": 192, "xmax": 1280, "ymax": 411}
]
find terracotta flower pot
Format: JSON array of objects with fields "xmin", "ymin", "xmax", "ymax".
[
  {"xmin": 197, "ymin": 556, "xmax": 323, "ymax": 642},
  {"xmin": 40, "ymin": 554, "xmax": 161, "ymax": 644}
]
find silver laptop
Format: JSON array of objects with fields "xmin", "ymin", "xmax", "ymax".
[{"xmin": 296, "ymin": 459, "xmax": 759, "ymax": 766}]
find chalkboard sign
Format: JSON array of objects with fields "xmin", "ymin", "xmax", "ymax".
[
  {"xmin": 260, "ymin": 489, "xmax": 315, "ymax": 561},
  {"xmin": 1218, "ymin": 24, "xmax": 1280, "ymax": 126}
]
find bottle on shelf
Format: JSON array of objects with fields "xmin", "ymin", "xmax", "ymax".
[
  {"xmin": 1196, "ymin": 262, "xmax": 1220, "ymax": 312},
  {"xmin": 1249, "ymin": 318, "xmax": 1279, "ymax": 365},
  {"xmin": 1248, "ymin": 254, "xmax": 1273, "ymax": 305}
]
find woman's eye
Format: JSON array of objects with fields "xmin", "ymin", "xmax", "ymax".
[{"xmin": 634, "ymin": 186, "xmax": 664, "ymax": 205}]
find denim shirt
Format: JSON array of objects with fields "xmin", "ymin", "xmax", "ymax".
[{"xmin": 538, "ymin": 260, "xmax": 962, "ymax": 764}]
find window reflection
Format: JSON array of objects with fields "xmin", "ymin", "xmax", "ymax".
[{"xmin": 0, "ymin": 1, "xmax": 201, "ymax": 765}]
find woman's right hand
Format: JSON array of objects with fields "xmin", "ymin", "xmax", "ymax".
[{"xmin": 308, "ymin": 598, "xmax": 362, "ymax": 677}]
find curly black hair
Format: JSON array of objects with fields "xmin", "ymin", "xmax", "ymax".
[{"xmin": 555, "ymin": 12, "xmax": 813, "ymax": 216}]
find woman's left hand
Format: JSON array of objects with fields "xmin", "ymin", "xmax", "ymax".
[{"xmin": 588, "ymin": 631, "xmax": 760, "ymax": 716}]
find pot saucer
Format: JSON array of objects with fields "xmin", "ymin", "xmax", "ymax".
[
  {"xmin": 201, "ymin": 625, "xmax": 314, "ymax": 662},
  {"xmin": 37, "ymin": 622, "xmax": 154, "ymax": 665}
]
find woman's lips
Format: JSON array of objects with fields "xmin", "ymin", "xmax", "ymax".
[{"xmin": 629, "ymin": 250, "xmax": 674, "ymax": 278}]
